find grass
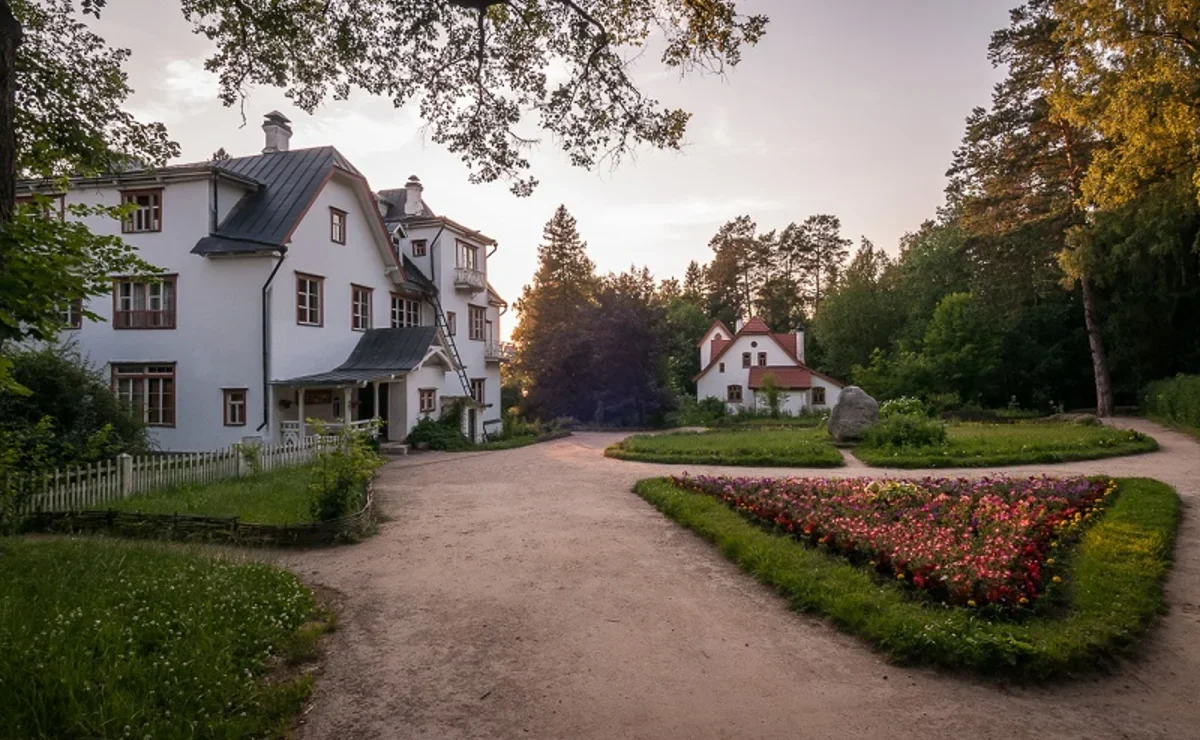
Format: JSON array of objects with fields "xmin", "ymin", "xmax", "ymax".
[
  {"xmin": 854, "ymin": 422, "xmax": 1158, "ymax": 468},
  {"xmin": 0, "ymin": 537, "xmax": 332, "ymax": 739},
  {"xmin": 634, "ymin": 476, "xmax": 1179, "ymax": 679},
  {"xmin": 715, "ymin": 414, "xmax": 828, "ymax": 429},
  {"xmin": 107, "ymin": 466, "xmax": 316, "ymax": 524},
  {"xmin": 605, "ymin": 428, "xmax": 844, "ymax": 467}
]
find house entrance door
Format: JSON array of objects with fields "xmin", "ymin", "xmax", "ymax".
[{"xmin": 357, "ymin": 383, "xmax": 391, "ymax": 440}]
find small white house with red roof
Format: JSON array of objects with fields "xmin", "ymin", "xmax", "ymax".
[{"xmin": 694, "ymin": 317, "xmax": 846, "ymax": 414}]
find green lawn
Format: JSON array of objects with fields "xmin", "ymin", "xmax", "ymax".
[
  {"xmin": 715, "ymin": 414, "xmax": 827, "ymax": 429},
  {"xmin": 606, "ymin": 428, "xmax": 844, "ymax": 467},
  {"xmin": 108, "ymin": 466, "xmax": 316, "ymax": 524},
  {"xmin": 0, "ymin": 538, "xmax": 330, "ymax": 739},
  {"xmin": 854, "ymin": 422, "xmax": 1158, "ymax": 468},
  {"xmin": 634, "ymin": 476, "xmax": 1179, "ymax": 678}
]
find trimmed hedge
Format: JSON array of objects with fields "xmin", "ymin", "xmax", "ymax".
[
  {"xmin": 606, "ymin": 429, "xmax": 844, "ymax": 468},
  {"xmin": 634, "ymin": 476, "xmax": 1180, "ymax": 679},
  {"xmin": 1143, "ymin": 374, "xmax": 1200, "ymax": 436}
]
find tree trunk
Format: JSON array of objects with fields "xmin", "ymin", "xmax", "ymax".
[
  {"xmin": 1080, "ymin": 276, "xmax": 1114, "ymax": 416},
  {"xmin": 0, "ymin": 0, "xmax": 19, "ymax": 223}
]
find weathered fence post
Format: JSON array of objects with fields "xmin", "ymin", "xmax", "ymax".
[
  {"xmin": 118, "ymin": 453, "xmax": 133, "ymax": 497},
  {"xmin": 233, "ymin": 442, "xmax": 248, "ymax": 478}
]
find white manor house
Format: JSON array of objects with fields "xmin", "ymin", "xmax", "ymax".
[
  {"xmin": 694, "ymin": 316, "xmax": 846, "ymax": 414},
  {"xmin": 18, "ymin": 112, "xmax": 509, "ymax": 451}
]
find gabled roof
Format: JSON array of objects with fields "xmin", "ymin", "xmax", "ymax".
[
  {"xmin": 272, "ymin": 327, "xmax": 439, "ymax": 386},
  {"xmin": 192, "ymin": 146, "xmax": 363, "ymax": 255},
  {"xmin": 696, "ymin": 319, "xmax": 734, "ymax": 347},
  {"xmin": 739, "ymin": 316, "xmax": 772, "ymax": 334},
  {"xmin": 698, "ymin": 316, "xmax": 797, "ymax": 379},
  {"xmin": 749, "ymin": 366, "xmax": 811, "ymax": 390}
]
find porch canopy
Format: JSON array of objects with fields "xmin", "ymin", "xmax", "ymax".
[{"xmin": 273, "ymin": 326, "xmax": 439, "ymax": 387}]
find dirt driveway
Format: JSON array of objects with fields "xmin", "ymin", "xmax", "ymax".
[{"xmin": 281, "ymin": 419, "xmax": 1200, "ymax": 740}]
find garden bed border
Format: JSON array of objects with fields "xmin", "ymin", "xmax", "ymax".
[{"xmin": 20, "ymin": 487, "xmax": 376, "ymax": 548}]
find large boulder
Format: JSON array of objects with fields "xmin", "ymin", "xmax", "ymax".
[{"xmin": 828, "ymin": 386, "xmax": 880, "ymax": 442}]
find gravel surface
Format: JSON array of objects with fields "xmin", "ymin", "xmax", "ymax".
[{"xmin": 281, "ymin": 418, "xmax": 1200, "ymax": 740}]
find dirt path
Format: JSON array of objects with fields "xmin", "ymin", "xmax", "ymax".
[{"xmin": 281, "ymin": 418, "xmax": 1200, "ymax": 740}]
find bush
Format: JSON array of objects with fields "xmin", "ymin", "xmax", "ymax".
[
  {"xmin": 309, "ymin": 426, "xmax": 383, "ymax": 521},
  {"xmin": 879, "ymin": 396, "xmax": 928, "ymax": 419},
  {"xmin": 1143, "ymin": 374, "xmax": 1200, "ymax": 431},
  {"xmin": 862, "ymin": 414, "xmax": 947, "ymax": 448},
  {"xmin": 406, "ymin": 403, "xmax": 471, "ymax": 450}
]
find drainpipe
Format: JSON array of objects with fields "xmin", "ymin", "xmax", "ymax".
[
  {"xmin": 428, "ymin": 224, "xmax": 447, "ymax": 288},
  {"xmin": 257, "ymin": 251, "xmax": 287, "ymax": 432}
]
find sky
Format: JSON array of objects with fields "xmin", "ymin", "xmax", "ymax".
[{"xmin": 95, "ymin": 1, "xmax": 1014, "ymax": 332}]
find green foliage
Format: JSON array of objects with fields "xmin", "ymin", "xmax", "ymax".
[
  {"xmin": 668, "ymin": 395, "xmax": 728, "ymax": 427},
  {"xmin": 634, "ymin": 476, "xmax": 1179, "ymax": 678},
  {"xmin": 0, "ymin": 344, "xmax": 149, "ymax": 474},
  {"xmin": 856, "ymin": 423, "xmax": 1157, "ymax": 469},
  {"xmin": 878, "ymin": 396, "xmax": 928, "ymax": 419},
  {"xmin": 308, "ymin": 427, "xmax": 383, "ymax": 522},
  {"xmin": 1143, "ymin": 375, "xmax": 1200, "ymax": 432},
  {"xmin": 179, "ymin": 0, "xmax": 765, "ymax": 195},
  {"xmin": 0, "ymin": 538, "xmax": 326, "ymax": 739},
  {"xmin": 759, "ymin": 372, "xmax": 787, "ymax": 418},
  {"xmin": 606, "ymin": 428, "xmax": 843, "ymax": 468},
  {"xmin": 406, "ymin": 404, "xmax": 471, "ymax": 451},
  {"xmin": 861, "ymin": 414, "xmax": 947, "ymax": 449},
  {"xmin": 111, "ymin": 466, "xmax": 318, "ymax": 524},
  {"xmin": 921, "ymin": 292, "xmax": 1003, "ymax": 403}
]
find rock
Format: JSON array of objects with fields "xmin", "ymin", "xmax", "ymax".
[{"xmin": 828, "ymin": 386, "xmax": 880, "ymax": 442}]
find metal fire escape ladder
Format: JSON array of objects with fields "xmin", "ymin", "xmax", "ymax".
[{"xmin": 430, "ymin": 294, "xmax": 487, "ymax": 442}]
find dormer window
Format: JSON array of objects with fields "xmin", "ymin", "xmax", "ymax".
[
  {"xmin": 413, "ymin": 239, "xmax": 427, "ymax": 257},
  {"xmin": 330, "ymin": 208, "xmax": 347, "ymax": 244},
  {"xmin": 121, "ymin": 189, "xmax": 162, "ymax": 233}
]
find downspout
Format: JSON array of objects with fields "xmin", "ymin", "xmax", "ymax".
[
  {"xmin": 257, "ymin": 250, "xmax": 287, "ymax": 432},
  {"xmin": 428, "ymin": 224, "xmax": 447, "ymax": 287}
]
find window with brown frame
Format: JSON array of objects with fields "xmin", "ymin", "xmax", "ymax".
[
  {"xmin": 114, "ymin": 276, "xmax": 176, "ymax": 329},
  {"xmin": 412, "ymin": 239, "xmax": 427, "ymax": 257},
  {"xmin": 330, "ymin": 207, "xmax": 347, "ymax": 244},
  {"xmin": 121, "ymin": 189, "xmax": 162, "ymax": 233},
  {"xmin": 297, "ymin": 273, "xmax": 324, "ymax": 326},
  {"xmin": 718, "ymin": 362, "xmax": 725, "ymax": 373},
  {"xmin": 742, "ymin": 352, "xmax": 751, "ymax": 368},
  {"xmin": 60, "ymin": 298, "xmax": 83, "ymax": 330},
  {"xmin": 391, "ymin": 295, "xmax": 421, "ymax": 328},
  {"xmin": 16, "ymin": 194, "xmax": 65, "ymax": 220},
  {"xmin": 446, "ymin": 311, "xmax": 457, "ymax": 336},
  {"xmin": 469, "ymin": 305, "xmax": 486, "ymax": 341},
  {"xmin": 419, "ymin": 388, "xmax": 437, "ymax": 414},
  {"xmin": 223, "ymin": 388, "xmax": 247, "ymax": 426},
  {"xmin": 471, "ymin": 378, "xmax": 486, "ymax": 405},
  {"xmin": 812, "ymin": 387, "xmax": 827, "ymax": 406},
  {"xmin": 727, "ymin": 385, "xmax": 743, "ymax": 403},
  {"xmin": 758, "ymin": 352, "xmax": 767, "ymax": 366},
  {"xmin": 458, "ymin": 240, "xmax": 480, "ymax": 270},
  {"xmin": 351, "ymin": 284, "xmax": 373, "ymax": 331},
  {"xmin": 113, "ymin": 364, "xmax": 175, "ymax": 427}
]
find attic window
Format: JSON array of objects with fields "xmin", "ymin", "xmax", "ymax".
[
  {"xmin": 121, "ymin": 189, "xmax": 162, "ymax": 233},
  {"xmin": 330, "ymin": 208, "xmax": 347, "ymax": 244},
  {"xmin": 412, "ymin": 239, "xmax": 427, "ymax": 257}
]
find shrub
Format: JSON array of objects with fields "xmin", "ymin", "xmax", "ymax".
[
  {"xmin": 309, "ymin": 426, "xmax": 383, "ymax": 521},
  {"xmin": 406, "ymin": 403, "xmax": 471, "ymax": 450},
  {"xmin": 862, "ymin": 413, "xmax": 947, "ymax": 448},
  {"xmin": 667, "ymin": 395, "xmax": 727, "ymax": 427},
  {"xmin": 879, "ymin": 396, "xmax": 928, "ymax": 418},
  {"xmin": 1143, "ymin": 374, "xmax": 1200, "ymax": 431},
  {"xmin": 759, "ymin": 373, "xmax": 789, "ymax": 418}
]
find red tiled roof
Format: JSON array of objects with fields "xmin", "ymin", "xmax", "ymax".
[
  {"xmin": 710, "ymin": 338, "xmax": 730, "ymax": 360},
  {"xmin": 748, "ymin": 366, "xmax": 812, "ymax": 390},
  {"xmin": 740, "ymin": 316, "xmax": 771, "ymax": 334},
  {"xmin": 696, "ymin": 319, "xmax": 733, "ymax": 347},
  {"xmin": 773, "ymin": 333, "xmax": 797, "ymax": 359}
]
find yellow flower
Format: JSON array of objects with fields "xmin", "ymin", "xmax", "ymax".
[
  {"xmin": 1046, "ymin": 558, "xmax": 1055, "ymax": 565},
  {"xmin": 1019, "ymin": 597, "xmax": 1029, "ymax": 605},
  {"xmin": 896, "ymin": 573, "xmax": 905, "ymax": 580},
  {"xmin": 967, "ymin": 600, "xmax": 977, "ymax": 608},
  {"xmin": 1052, "ymin": 576, "xmax": 1062, "ymax": 583}
]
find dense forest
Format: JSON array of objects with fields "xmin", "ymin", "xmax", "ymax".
[{"xmin": 511, "ymin": 1, "xmax": 1200, "ymax": 420}]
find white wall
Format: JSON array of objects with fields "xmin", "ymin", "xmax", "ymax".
[
  {"xmin": 696, "ymin": 333, "xmax": 843, "ymax": 415},
  {"xmin": 63, "ymin": 178, "xmax": 271, "ymax": 451}
]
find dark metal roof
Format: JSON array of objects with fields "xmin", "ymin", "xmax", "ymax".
[
  {"xmin": 400, "ymin": 255, "xmax": 437, "ymax": 294},
  {"xmin": 191, "ymin": 146, "xmax": 362, "ymax": 255},
  {"xmin": 377, "ymin": 188, "xmax": 435, "ymax": 224},
  {"xmin": 272, "ymin": 327, "xmax": 438, "ymax": 386}
]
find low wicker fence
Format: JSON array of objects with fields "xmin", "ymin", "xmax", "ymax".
[{"xmin": 22, "ymin": 489, "xmax": 375, "ymax": 548}]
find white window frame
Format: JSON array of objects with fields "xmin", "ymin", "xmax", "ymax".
[
  {"xmin": 330, "ymin": 207, "xmax": 347, "ymax": 244},
  {"xmin": 391, "ymin": 295, "xmax": 421, "ymax": 328},
  {"xmin": 727, "ymin": 384, "xmax": 743, "ymax": 404},
  {"xmin": 61, "ymin": 299, "xmax": 83, "ymax": 329},
  {"xmin": 223, "ymin": 388, "xmax": 247, "ymax": 426},
  {"xmin": 412, "ymin": 239, "xmax": 427, "ymax": 257},
  {"xmin": 471, "ymin": 378, "xmax": 486, "ymax": 405},
  {"xmin": 115, "ymin": 277, "xmax": 176, "ymax": 329},
  {"xmin": 121, "ymin": 190, "xmax": 162, "ymax": 233},
  {"xmin": 352, "ymin": 285, "xmax": 373, "ymax": 331},
  {"xmin": 297, "ymin": 274, "xmax": 323, "ymax": 326},
  {"xmin": 113, "ymin": 364, "xmax": 176, "ymax": 427},
  {"xmin": 457, "ymin": 240, "xmax": 480, "ymax": 270},
  {"xmin": 469, "ymin": 305, "xmax": 486, "ymax": 341},
  {"xmin": 446, "ymin": 311, "xmax": 457, "ymax": 336}
]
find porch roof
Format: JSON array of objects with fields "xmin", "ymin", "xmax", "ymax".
[{"xmin": 273, "ymin": 326, "xmax": 438, "ymax": 387}]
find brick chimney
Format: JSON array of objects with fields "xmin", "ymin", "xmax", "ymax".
[
  {"xmin": 262, "ymin": 111, "xmax": 292, "ymax": 153},
  {"xmin": 405, "ymin": 175, "xmax": 423, "ymax": 216}
]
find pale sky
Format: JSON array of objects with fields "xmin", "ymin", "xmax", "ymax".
[{"xmin": 96, "ymin": 1, "xmax": 1013, "ymax": 324}]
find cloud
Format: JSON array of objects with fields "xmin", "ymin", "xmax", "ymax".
[
  {"xmin": 701, "ymin": 108, "xmax": 769, "ymax": 156},
  {"xmin": 160, "ymin": 58, "xmax": 221, "ymax": 109},
  {"xmin": 294, "ymin": 108, "xmax": 423, "ymax": 160}
]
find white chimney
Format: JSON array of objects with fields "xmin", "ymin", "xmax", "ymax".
[
  {"xmin": 404, "ymin": 175, "xmax": 423, "ymax": 216},
  {"xmin": 734, "ymin": 317, "xmax": 744, "ymax": 333},
  {"xmin": 262, "ymin": 111, "xmax": 292, "ymax": 153},
  {"xmin": 795, "ymin": 327, "xmax": 806, "ymax": 364}
]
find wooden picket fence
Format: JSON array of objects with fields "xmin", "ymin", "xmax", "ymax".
[{"xmin": 7, "ymin": 435, "xmax": 333, "ymax": 516}]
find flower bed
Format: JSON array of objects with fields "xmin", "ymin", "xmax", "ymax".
[{"xmin": 671, "ymin": 474, "xmax": 1116, "ymax": 609}]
